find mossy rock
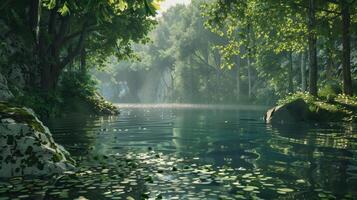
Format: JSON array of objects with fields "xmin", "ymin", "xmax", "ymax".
[
  {"xmin": 266, "ymin": 93, "xmax": 357, "ymax": 123},
  {"xmin": 265, "ymin": 99, "xmax": 310, "ymax": 123},
  {"xmin": 62, "ymin": 92, "xmax": 119, "ymax": 115},
  {"xmin": 0, "ymin": 102, "xmax": 76, "ymax": 177},
  {"xmin": 0, "ymin": 101, "xmax": 46, "ymax": 132}
]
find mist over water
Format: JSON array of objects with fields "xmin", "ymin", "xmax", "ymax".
[{"xmin": 115, "ymin": 103, "xmax": 268, "ymax": 111}]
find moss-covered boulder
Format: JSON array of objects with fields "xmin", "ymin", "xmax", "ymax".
[
  {"xmin": 265, "ymin": 93, "xmax": 357, "ymax": 124},
  {"xmin": 265, "ymin": 99, "xmax": 310, "ymax": 123},
  {"xmin": 0, "ymin": 102, "xmax": 76, "ymax": 177},
  {"xmin": 62, "ymin": 92, "xmax": 119, "ymax": 116}
]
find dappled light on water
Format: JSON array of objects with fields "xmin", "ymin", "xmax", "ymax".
[{"xmin": 41, "ymin": 106, "xmax": 357, "ymax": 199}]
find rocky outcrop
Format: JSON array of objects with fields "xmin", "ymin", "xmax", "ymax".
[
  {"xmin": 0, "ymin": 73, "xmax": 14, "ymax": 101},
  {"xmin": 0, "ymin": 102, "xmax": 76, "ymax": 177},
  {"xmin": 265, "ymin": 99, "xmax": 310, "ymax": 123}
]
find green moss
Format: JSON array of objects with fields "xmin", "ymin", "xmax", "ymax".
[
  {"xmin": 0, "ymin": 101, "xmax": 45, "ymax": 132},
  {"xmin": 85, "ymin": 93, "xmax": 119, "ymax": 115},
  {"xmin": 52, "ymin": 152, "xmax": 64, "ymax": 162},
  {"xmin": 62, "ymin": 93, "xmax": 119, "ymax": 115},
  {"xmin": 278, "ymin": 92, "xmax": 356, "ymax": 122}
]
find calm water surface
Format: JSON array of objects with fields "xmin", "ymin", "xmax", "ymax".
[{"xmin": 46, "ymin": 104, "xmax": 357, "ymax": 199}]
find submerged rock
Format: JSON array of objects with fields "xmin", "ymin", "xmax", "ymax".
[
  {"xmin": 265, "ymin": 99, "xmax": 310, "ymax": 123},
  {"xmin": 0, "ymin": 102, "xmax": 76, "ymax": 177}
]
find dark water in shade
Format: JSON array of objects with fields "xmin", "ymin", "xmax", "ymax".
[{"xmin": 46, "ymin": 104, "xmax": 357, "ymax": 199}]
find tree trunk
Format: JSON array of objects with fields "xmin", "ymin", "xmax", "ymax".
[
  {"xmin": 40, "ymin": 64, "xmax": 61, "ymax": 91},
  {"xmin": 80, "ymin": 48, "xmax": 86, "ymax": 74},
  {"xmin": 29, "ymin": 0, "xmax": 41, "ymax": 44},
  {"xmin": 326, "ymin": 46, "xmax": 335, "ymax": 81},
  {"xmin": 288, "ymin": 52, "xmax": 294, "ymax": 93},
  {"xmin": 40, "ymin": 21, "xmax": 86, "ymax": 91},
  {"xmin": 247, "ymin": 56, "xmax": 252, "ymax": 99},
  {"xmin": 308, "ymin": 0, "xmax": 318, "ymax": 96},
  {"xmin": 301, "ymin": 52, "xmax": 307, "ymax": 91},
  {"xmin": 326, "ymin": 28, "xmax": 335, "ymax": 81},
  {"xmin": 236, "ymin": 57, "xmax": 241, "ymax": 102},
  {"xmin": 341, "ymin": 0, "xmax": 352, "ymax": 95}
]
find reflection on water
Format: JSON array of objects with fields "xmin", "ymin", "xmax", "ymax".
[{"xmin": 48, "ymin": 104, "xmax": 357, "ymax": 199}]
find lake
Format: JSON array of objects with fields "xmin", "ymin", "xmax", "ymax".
[{"xmin": 1, "ymin": 104, "xmax": 356, "ymax": 199}]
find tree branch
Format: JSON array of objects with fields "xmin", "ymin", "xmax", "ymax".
[
  {"xmin": 193, "ymin": 51, "xmax": 217, "ymax": 70},
  {"xmin": 61, "ymin": 26, "xmax": 101, "ymax": 45},
  {"xmin": 60, "ymin": 22, "xmax": 87, "ymax": 69},
  {"xmin": 48, "ymin": 4, "xmax": 58, "ymax": 35},
  {"xmin": 290, "ymin": 2, "xmax": 341, "ymax": 15},
  {"xmin": 54, "ymin": 15, "xmax": 70, "ymax": 49}
]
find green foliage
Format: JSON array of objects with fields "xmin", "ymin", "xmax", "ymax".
[
  {"xmin": 96, "ymin": 1, "xmax": 247, "ymax": 104},
  {"xmin": 1, "ymin": 0, "xmax": 356, "ymax": 113},
  {"xmin": 9, "ymin": 71, "xmax": 119, "ymax": 118},
  {"xmin": 319, "ymin": 84, "xmax": 340, "ymax": 102},
  {"xmin": 60, "ymin": 71, "xmax": 119, "ymax": 115},
  {"xmin": 202, "ymin": 0, "xmax": 356, "ymax": 100},
  {"xmin": 0, "ymin": 0, "xmax": 161, "ymax": 93},
  {"xmin": 61, "ymin": 71, "xmax": 98, "ymax": 99},
  {"xmin": 57, "ymin": 1, "xmax": 69, "ymax": 16},
  {"xmin": 12, "ymin": 90, "xmax": 63, "ymax": 119},
  {"xmin": 335, "ymin": 94, "xmax": 357, "ymax": 107},
  {"xmin": 278, "ymin": 92, "xmax": 317, "ymax": 106},
  {"xmin": 0, "ymin": 0, "xmax": 162, "ymax": 117}
]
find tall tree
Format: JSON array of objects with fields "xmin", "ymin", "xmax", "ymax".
[
  {"xmin": 340, "ymin": 0, "xmax": 352, "ymax": 95},
  {"xmin": 1, "ymin": 0, "xmax": 160, "ymax": 91},
  {"xmin": 308, "ymin": 0, "xmax": 318, "ymax": 96}
]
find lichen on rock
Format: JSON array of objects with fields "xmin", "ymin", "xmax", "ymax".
[{"xmin": 0, "ymin": 102, "xmax": 76, "ymax": 178}]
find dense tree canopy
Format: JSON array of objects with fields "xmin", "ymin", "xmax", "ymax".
[
  {"xmin": 1, "ymin": 0, "xmax": 355, "ymax": 108},
  {"xmin": 0, "ymin": 0, "xmax": 160, "ymax": 90},
  {"xmin": 95, "ymin": 0, "xmax": 356, "ymax": 105},
  {"xmin": 203, "ymin": 0, "xmax": 357, "ymax": 97}
]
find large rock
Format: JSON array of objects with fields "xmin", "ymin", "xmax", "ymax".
[
  {"xmin": 265, "ymin": 99, "xmax": 310, "ymax": 123},
  {"xmin": 0, "ymin": 73, "xmax": 14, "ymax": 101},
  {"xmin": 0, "ymin": 102, "xmax": 76, "ymax": 177}
]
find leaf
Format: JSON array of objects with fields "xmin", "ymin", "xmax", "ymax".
[
  {"xmin": 117, "ymin": 0, "xmax": 128, "ymax": 12},
  {"xmin": 46, "ymin": 0, "xmax": 56, "ymax": 9},
  {"xmin": 58, "ymin": 2, "xmax": 70, "ymax": 16}
]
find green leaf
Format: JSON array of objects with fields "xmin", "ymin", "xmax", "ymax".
[
  {"xmin": 58, "ymin": 2, "xmax": 70, "ymax": 16},
  {"xmin": 118, "ymin": 0, "xmax": 128, "ymax": 12},
  {"xmin": 44, "ymin": 0, "xmax": 56, "ymax": 9}
]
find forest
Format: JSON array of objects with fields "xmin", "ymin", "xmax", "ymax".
[
  {"xmin": 0, "ymin": 0, "xmax": 356, "ymax": 199},
  {"xmin": 96, "ymin": 0, "xmax": 356, "ymax": 106}
]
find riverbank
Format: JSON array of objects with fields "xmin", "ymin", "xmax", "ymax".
[{"xmin": 1, "ymin": 70, "xmax": 119, "ymax": 120}]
